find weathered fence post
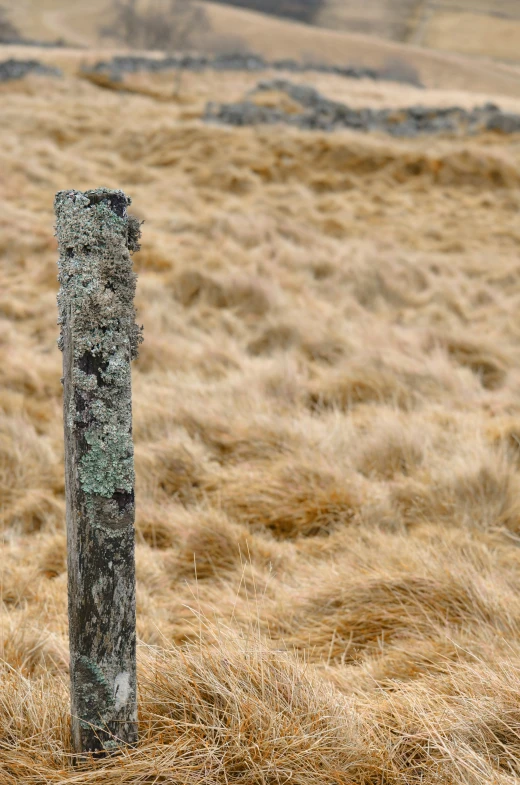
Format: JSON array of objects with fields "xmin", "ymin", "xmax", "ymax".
[{"xmin": 55, "ymin": 188, "xmax": 142, "ymax": 755}]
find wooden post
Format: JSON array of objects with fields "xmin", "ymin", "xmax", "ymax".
[{"xmin": 55, "ymin": 188, "xmax": 142, "ymax": 755}]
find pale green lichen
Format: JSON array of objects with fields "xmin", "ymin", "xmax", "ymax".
[
  {"xmin": 103, "ymin": 740, "xmax": 120, "ymax": 751},
  {"xmin": 75, "ymin": 655, "xmax": 114, "ymax": 730},
  {"xmin": 73, "ymin": 368, "xmax": 99, "ymax": 393},
  {"xmin": 81, "ymin": 430, "xmax": 135, "ymax": 496},
  {"xmin": 55, "ymin": 188, "xmax": 143, "ymax": 503}
]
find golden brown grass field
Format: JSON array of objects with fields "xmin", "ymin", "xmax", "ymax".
[{"xmin": 4, "ymin": 26, "xmax": 520, "ymax": 784}]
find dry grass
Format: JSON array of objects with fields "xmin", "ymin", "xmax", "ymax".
[
  {"xmin": 422, "ymin": 10, "xmax": 520, "ymax": 63},
  {"xmin": 316, "ymin": 0, "xmax": 520, "ymax": 64},
  {"xmin": 3, "ymin": 60, "xmax": 520, "ymax": 782}
]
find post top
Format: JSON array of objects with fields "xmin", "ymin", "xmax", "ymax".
[{"xmin": 55, "ymin": 188, "xmax": 131, "ymax": 218}]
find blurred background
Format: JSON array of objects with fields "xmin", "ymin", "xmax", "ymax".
[
  {"xmin": 1, "ymin": 0, "xmax": 520, "ymax": 74},
  {"xmin": 0, "ymin": 0, "xmax": 520, "ymax": 64}
]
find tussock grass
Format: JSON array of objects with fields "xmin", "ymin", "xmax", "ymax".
[{"xmin": 2, "ymin": 65, "xmax": 520, "ymax": 781}]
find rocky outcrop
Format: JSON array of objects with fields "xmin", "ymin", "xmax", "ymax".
[
  {"xmin": 204, "ymin": 79, "xmax": 520, "ymax": 137},
  {"xmin": 0, "ymin": 58, "xmax": 62, "ymax": 81},
  {"xmin": 86, "ymin": 54, "xmax": 402, "ymax": 85}
]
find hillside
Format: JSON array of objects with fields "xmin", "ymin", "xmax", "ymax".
[
  {"xmin": 3, "ymin": 50, "xmax": 520, "ymax": 782},
  {"xmin": 315, "ymin": 0, "xmax": 418, "ymax": 41},
  {"xmin": 207, "ymin": 0, "xmax": 520, "ymax": 64},
  {"xmin": 416, "ymin": 3, "xmax": 520, "ymax": 63},
  {"xmin": 3, "ymin": 0, "xmax": 520, "ymax": 99}
]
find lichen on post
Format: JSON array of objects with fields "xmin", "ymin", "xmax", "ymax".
[{"xmin": 55, "ymin": 188, "xmax": 143, "ymax": 755}]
